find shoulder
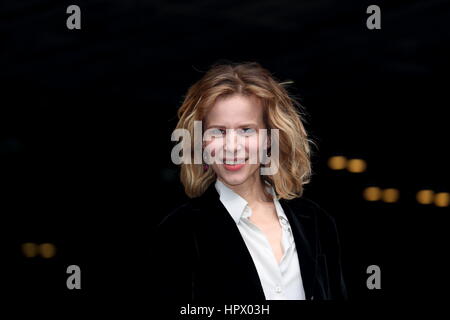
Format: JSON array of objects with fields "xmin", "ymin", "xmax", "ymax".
[
  {"xmin": 281, "ymin": 195, "xmax": 337, "ymax": 226},
  {"xmin": 157, "ymin": 198, "xmax": 203, "ymax": 231},
  {"xmin": 283, "ymin": 196, "xmax": 343, "ymax": 255},
  {"xmin": 157, "ymin": 184, "xmax": 220, "ymax": 229}
]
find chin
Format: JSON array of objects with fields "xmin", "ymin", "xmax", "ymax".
[
  {"xmin": 219, "ymin": 175, "xmax": 248, "ymax": 186},
  {"xmin": 216, "ymin": 165, "xmax": 259, "ymax": 186}
]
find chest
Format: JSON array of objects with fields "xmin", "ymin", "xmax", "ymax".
[{"xmin": 246, "ymin": 206, "xmax": 284, "ymax": 263}]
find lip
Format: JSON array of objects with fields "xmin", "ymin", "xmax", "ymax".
[
  {"xmin": 223, "ymin": 163, "xmax": 245, "ymax": 171},
  {"xmin": 223, "ymin": 158, "xmax": 246, "ymax": 163},
  {"xmin": 223, "ymin": 158, "xmax": 247, "ymax": 171}
]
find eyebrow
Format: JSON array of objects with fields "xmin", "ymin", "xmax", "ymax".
[{"xmin": 206, "ymin": 122, "xmax": 258, "ymax": 129}]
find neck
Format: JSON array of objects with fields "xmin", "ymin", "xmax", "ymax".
[{"xmin": 219, "ymin": 174, "xmax": 271, "ymax": 205}]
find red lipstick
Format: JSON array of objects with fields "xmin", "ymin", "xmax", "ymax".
[{"xmin": 223, "ymin": 163, "xmax": 245, "ymax": 171}]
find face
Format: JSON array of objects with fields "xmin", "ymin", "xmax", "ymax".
[{"xmin": 203, "ymin": 94, "xmax": 268, "ymax": 188}]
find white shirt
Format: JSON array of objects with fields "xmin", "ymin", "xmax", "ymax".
[{"xmin": 215, "ymin": 179, "xmax": 306, "ymax": 300}]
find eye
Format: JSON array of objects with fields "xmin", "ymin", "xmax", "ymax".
[
  {"xmin": 205, "ymin": 128, "xmax": 225, "ymax": 138},
  {"xmin": 214, "ymin": 128, "xmax": 226, "ymax": 135},
  {"xmin": 237, "ymin": 128, "xmax": 256, "ymax": 136}
]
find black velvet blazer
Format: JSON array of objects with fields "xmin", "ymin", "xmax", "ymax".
[{"xmin": 153, "ymin": 183, "xmax": 348, "ymax": 302}]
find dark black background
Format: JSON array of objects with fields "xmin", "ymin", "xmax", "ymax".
[{"xmin": 1, "ymin": 0, "xmax": 449, "ymax": 313}]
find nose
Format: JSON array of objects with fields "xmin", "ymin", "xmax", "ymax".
[{"xmin": 224, "ymin": 129, "xmax": 243, "ymax": 156}]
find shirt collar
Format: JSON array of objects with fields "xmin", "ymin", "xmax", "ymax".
[{"xmin": 214, "ymin": 179, "xmax": 287, "ymax": 224}]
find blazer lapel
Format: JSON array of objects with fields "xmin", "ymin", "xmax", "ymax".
[
  {"xmin": 198, "ymin": 184, "xmax": 267, "ymax": 300},
  {"xmin": 279, "ymin": 198, "xmax": 317, "ymax": 300}
]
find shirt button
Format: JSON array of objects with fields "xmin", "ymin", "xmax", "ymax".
[
  {"xmin": 280, "ymin": 219, "xmax": 287, "ymax": 225},
  {"xmin": 275, "ymin": 286, "xmax": 282, "ymax": 293}
]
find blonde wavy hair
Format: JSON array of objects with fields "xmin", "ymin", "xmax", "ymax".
[{"xmin": 175, "ymin": 61, "xmax": 315, "ymax": 200}]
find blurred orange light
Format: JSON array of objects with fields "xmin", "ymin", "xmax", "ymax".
[
  {"xmin": 382, "ymin": 188, "xmax": 400, "ymax": 203},
  {"xmin": 416, "ymin": 189, "xmax": 434, "ymax": 205},
  {"xmin": 347, "ymin": 159, "xmax": 367, "ymax": 173},
  {"xmin": 363, "ymin": 187, "xmax": 382, "ymax": 201},
  {"xmin": 40, "ymin": 243, "xmax": 56, "ymax": 259},
  {"xmin": 434, "ymin": 192, "xmax": 449, "ymax": 207},
  {"xmin": 22, "ymin": 242, "xmax": 38, "ymax": 258},
  {"xmin": 328, "ymin": 156, "xmax": 347, "ymax": 170}
]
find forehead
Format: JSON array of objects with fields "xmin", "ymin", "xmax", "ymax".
[{"xmin": 205, "ymin": 94, "xmax": 264, "ymax": 126}]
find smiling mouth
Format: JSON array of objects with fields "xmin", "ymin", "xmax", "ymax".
[
  {"xmin": 223, "ymin": 158, "xmax": 248, "ymax": 165},
  {"xmin": 222, "ymin": 157, "xmax": 248, "ymax": 171}
]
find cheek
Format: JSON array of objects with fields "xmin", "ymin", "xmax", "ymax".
[
  {"xmin": 244, "ymin": 136, "xmax": 260, "ymax": 163},
  {"xmin": 204, "ymin": 139, "xmax": 224, "ymax": 157},
  {"xmin": 247, "ymin": 136, "xmax": 260, "ymax": 152}
]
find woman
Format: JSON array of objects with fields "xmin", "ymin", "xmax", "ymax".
[{"xmin": 154, "ymin": 61, "xmax": 347, "ymax": 302}]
